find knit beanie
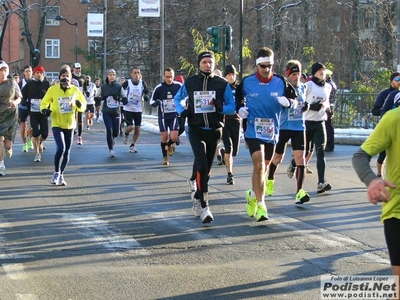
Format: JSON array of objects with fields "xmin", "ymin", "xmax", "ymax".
[
  {"xmin": 311, "ymin": 62, "xmax": 325, "ymax": 76},
  {"xmin": 390, "ymin": 72, "xmax": 400, "ymax": 82},
  {"xmin": 197, "ymin": 51, "xmax": 215, "ymax": 66},
  {"xmin": 59, "ymin": 67, "xmax": 71, "ymax": 79},
  {"xmin": 33, "ymin": 65, "xmax": 45, "ymax": 74}
]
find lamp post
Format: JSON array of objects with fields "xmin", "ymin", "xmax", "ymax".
[
  {"xmin": 55, "ymin": 15, "xmax": 78, "ymax": 62},
  {"xmin": 80, "ymin": 0, "xmax": 107, "ymax": 81}
]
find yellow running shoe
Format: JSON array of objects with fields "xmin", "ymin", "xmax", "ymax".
[
  {"xmin": 256, "ymin": 203, "xmax": 269, "ymax": 222},
  {"xmin": 295, "ymin": 189, "xmax": 310, "ymax": 204},
  {"xmin": 265, "ymin": 179, "xmax": 274, "ymax": 196},
  {"xmin": 245, "ymin": 189, "xmax": 257, "ymax": 217},
  {"xmin": 28, "ymin": 139, "xmax": 34, "ymax": 149}
]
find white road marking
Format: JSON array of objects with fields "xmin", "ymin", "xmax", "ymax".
[
  {"xmin": 62, "ymin": 213, "xmax": 147, "ymax": 253},
  {"xmin": 16, "ymin": 294, "xmax": 39, "ymax": 300},
  {"xmin": 2, "ymin": 263, "xmax": 27, "ymax": 280}
]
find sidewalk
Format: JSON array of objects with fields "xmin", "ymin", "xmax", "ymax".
[{"xmin": 141, "ymin": 114, "xmax": 372, "ymax": 146}]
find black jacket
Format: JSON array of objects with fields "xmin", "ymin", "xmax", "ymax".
[{"xmin": 184, "ymin": 72, "xmax": 228, "ymax": 129}]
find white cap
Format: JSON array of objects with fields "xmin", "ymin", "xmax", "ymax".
[
  {"xmin": 0, "ymin": 60, "xmax": 9, "ymax": 70},
  {"xmin": 73, "ymin": 62, "xmax": 81, "ymax": 68}
]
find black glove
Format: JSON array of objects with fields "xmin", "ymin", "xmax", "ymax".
[
  {"xmin": 309, "ymin": 102, "xmax": 323, "ymax": 111},
  {"xmin": 85, "ymin": 91, "xmax": 90, "ymax": 97},
  {"xmin": 301, "ymin": 102, "xmax": 310, "ymax": 112},
  {"xmin": 75, "ymin": 100, "xmax": 82, "ymax": 108},
  {"xmin": 151, "ymin": 99, "xmax": 162, "ymax": 107},
  {"xmin": 180, "ymin": 109, "xmax": 190, "ymax": 119},
  {"xmin": 41, "ymin": 109, "xmax": 52, "ymax": 117},
  {"xmin": 143, "ymin": 95, "xmax": 150, "ymax": 102},
  {"xmin": 213, "ymin": 98, "xmax": 223, "ymax": 113},
  {"xmin": 113, "ymin": 95, "xmax": 120, "ymax": 101},
  {"xmin": 120, "ymin": 97, "xmax": 128, "ymax": 105}
]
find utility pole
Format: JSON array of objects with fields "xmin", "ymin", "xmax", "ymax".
[{"xmin": 397, "ymin": 0, "xmax": 400, "ymax": 71}]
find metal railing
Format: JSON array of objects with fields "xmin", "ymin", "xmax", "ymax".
[{"xmin": 332, "ymin": 92, "xmax": 380, "ymax": 129}]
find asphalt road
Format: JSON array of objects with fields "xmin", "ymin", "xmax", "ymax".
[{"xmin": 0, "ymin": 121, "xmax": 391, "ymax": 300}]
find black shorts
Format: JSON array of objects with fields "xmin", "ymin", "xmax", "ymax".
[
  {"xmin": 384, "ymin": 217, "xmax": 400, "ymax": 266},
  {"xmin": 95, "ymin": 98, "xmax": 102, "ymax": 107},
  {"xmin": 19, "ymin": 107, "xmax": 29, "ymax": 123},
  {"xmin": 275, "ymin": 130, "xmax": 305, "ymax": 154},
  {"xmin": 85, "ymin": 104, "xmax": 95, "ymax": 113},
  {"xmin": 124, "ymin": 111, "xmax": 142, "ymax": 127},
  {"xmin": 245, "ymin": 138, "xmax": 275, "ymax": 161}
]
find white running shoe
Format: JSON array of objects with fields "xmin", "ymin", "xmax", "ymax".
[
  {"xmin": 57, "ymin": 174, "xmax": 67, "ymax": 186},
  {"xmin": 34, "ymin": 153, "xmax": 41, "ymax": 162},
  {"xmin": 0, "ymin": 165, "xmax": 5, "ymax": 176},
  {"xmin": 50, "ymin": 172, "xmax": 60, "ymax": 184},
  {"xmin": 201, "ymin": 207, "xmax": 214, "ymax": 224},
  {"xmin": 129, "ymin": 145, "xmax": 138, "ymax": 153},
  {"xmin": 109, "ymin": 150, "xmax": 115, "ymax": 157}
]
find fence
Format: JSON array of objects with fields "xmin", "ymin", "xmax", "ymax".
[{"xmin": 333, "ymin": 92, "xmax": 380, "ymax": 129}]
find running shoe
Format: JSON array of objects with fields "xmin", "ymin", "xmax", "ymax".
[
  {"xmin": 245, "ymin": 189, "xmax": 257, "ymax": 217},
  {"xmin": 188, "ymin": 180, "xmax": 196, "ymax": 192},
  {"xmin": 50, "ymin": 172, "xmax": 60, "ymax": 184},
  {"xmin": 22, "ymin": 143, "xmax": 28, "ymax": 152},
  {"xmin": 109, "ymin": 150, "xmax": 115, "ymax": 158},
  {"xmin": 317, "ymin": 182, "xmax": 332, "ymax": 193},
  {"xmin": 192, "ymin": 194, "xmax": 202, "ymax": 217},
  {"xmin": 28, "ymin": 139, "xmax": 34, "ymax": 149},
  {"xmin": 34, "ymin": 153, "xmax": 41, "ymax": 162},
  {"xmin": 287, "ymin": 157, "xmax": 296, "ymax": 178},
  {"xmin": 176, "ymin": 137, "xmax": 180, "ymax": 146},
  {"xmin": 123, "ymin": 133, "xmax": 129, "ymax": 145},
  {"xmin": 265, "ymin": 179, "xmax": 275, "ymax": 196},
  {"xmin": 95, "ymin": 119, "xmax": 101, "ymax": 124},
  {"xmin": 201, "ymin": 206, "xmax": 214, "ymax": 224},
  {"xmin": 39, "ymin": 143, "xmax": 44, "ymax": 153},
  {"xmin": 5, "ymin": 149, "xmax": 12, "ymax": 158},
  {"xmin": 295, "ymin": 189, "xmax": 310, "ymax": 204},
  {"xmin": 217, "ymin": 155, "xmax": 223, "ymax": 165},
  {"xmin": 77, "ymin": 136, "xmax": 83, "ymax": 145},
  {"xmin": 57, "ymin": 174, "xmax": 67, "ymax": 186},
  {"xmin": 86, "ymin": 126, "xmax": 90, "ymax": 130},
  {"xmin": 306, "ymin": 166, "xmax": 313, "ymax": 174},
  {"xmin": 129, "ymin": 145, "xmax": 138, "ymax": 153},
  {"xmin": 226, "ymin": 173, "xmax": 235, "ymax": 185},
  {"xmin": 256, "ymin": 203, "xmax": 269, "ymax": 222},
  {"xmin": 0, "ymin": 165, "xmax": 5, "ymax": 176},
  {"xmin": 167, "ymin": 145, "xmax": 174, "ymax": 156},
  {"xmin": 162, "ymin": 157, "xmax": 169, "ymax": 165}
]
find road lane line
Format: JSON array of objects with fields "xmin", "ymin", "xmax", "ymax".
[
  {"xmin": 62, "ymin": 213, "xmax": 148, "ymax": 253},
  {"xmin": 2, "ymin": 263, "xmax": 27, "ymax": 280}
]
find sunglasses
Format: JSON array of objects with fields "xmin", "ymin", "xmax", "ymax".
[
  {"xmin": 394, "ymin": 77, "xmax": 400, "ymax": 82},
  {"xmin": 258, "ymin": 64, "xmax": 272, "ymax": 69}
]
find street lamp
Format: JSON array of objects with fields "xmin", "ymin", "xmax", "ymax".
[
  {"xmin": 55, "ymin": 14, "xmax": 78, "ymax": 62},
  {"xmin": 80, "ymin": 0, "xmax": 107, "ymax": 81}
]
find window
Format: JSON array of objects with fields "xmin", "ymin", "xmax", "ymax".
[
  {"xmin": 45, "ymin": 6, "xmax": 60, "ymax": 26},
  {"xmin": 88, "ymin": 39, "xmax": 102, "ymax": 56},
  {"xmin": 45, "ymin": 72, "xmax": 59, "ymax": 84},
  {"xmin": 45, "ymin": 39, "xmax": 60, "ymax": 58}
]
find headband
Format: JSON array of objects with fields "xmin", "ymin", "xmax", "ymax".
[
  {"xmin": 286, "ymin": 66, "xmax": 300, "ymax": 77},
  {"xmin": 256, "ymin": 56, "xmax": 274, "ymax": 66}
]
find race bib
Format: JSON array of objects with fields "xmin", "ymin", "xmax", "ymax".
[
  {"xmin": 106, "ymin": 96, "xmax": 119, "ymax": 108},
  {"xmin": 254, "ymin": 118, "xmax": 275, "ymax": 141},
  {"xmin": 288, "ymin": 100, "xmax": 303, "ymax": 121},
  {"xmin": 194, "ymin": 91, "xmax": 216, "ymax": 113},
  {"xmin": 58, "ymin": 96, "xmax": 74, "ymax": 113},
  {"xmin": 128, "ymin": 92, "xmax": 140, "ymax": 104},
  {"xmin": 30, "ymin": 99, "xmax": 41, "ymax": 112},
  {"xmin": 163, "ymin": 99, "xmax": 176, "ymax": 113}
]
